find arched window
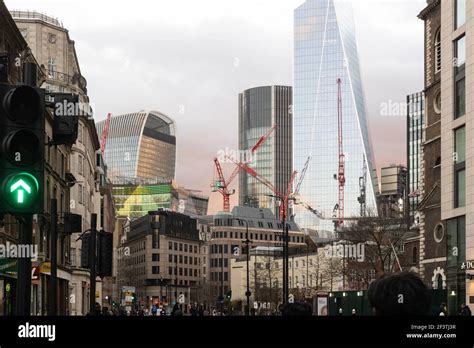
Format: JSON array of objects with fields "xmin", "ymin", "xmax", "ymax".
[
  {"xmin": 437, "ymin": 274, "xmax": 443, "ymax": 290},
  {"xmin": 435, "ymin": 29, "xmax": 441, "ymax": 73},
  {"xmin": 412, "ymin": 247, "xmax": 418, "ymax": 263}
]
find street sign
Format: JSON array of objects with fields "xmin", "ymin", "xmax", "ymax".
[{"xmin": 461, "ymin": 260, "xmax": 474, "ymax": 270}]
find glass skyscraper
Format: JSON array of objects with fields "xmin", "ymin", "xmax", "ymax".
[
  {"xmin": 97, "ymin": 111, "xmax": 177, "ymax": 219},
  {"xmin": 293, "ymin": 0, "xmax": 378, "ymax": 234},
  {"xmin": 96, "ymin": 111, "xmax": 176, "ymax": 183},
  {"xmin": 407, "ymin": 92, "xmax": 424, "ymax": 222},
  {"xmin": 238, "ymin": 86, "xmax": 293, "ymax": 219}
]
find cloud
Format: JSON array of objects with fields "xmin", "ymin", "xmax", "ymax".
[{"xmin": 5, "ymin": 0, "xmax": 425, "ymax": 214}]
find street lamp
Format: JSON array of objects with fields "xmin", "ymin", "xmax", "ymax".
[{"xmin": 233, "ymin": 217, "xmax": 251, "ymax": 316}]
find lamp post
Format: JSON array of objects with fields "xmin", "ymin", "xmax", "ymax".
[{"xmin": 233, "ymin": 218, "xmax": 251, "ymax": 316}]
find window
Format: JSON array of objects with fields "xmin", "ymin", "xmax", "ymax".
[
  {"xmin": 455, "ymin": 0, "xmax": 466, "ymax": 29},
  {"xmin": 47, "ymin": 58, "xmax": 56, "ymax": 76},
  {"xmin": 152, "ymin": 254, "xmax": 159, "ymax": 262},
  {"xmin": 169, "ymin": 254, "xmax": 172, "ymax": 262},
  {"xmin": 169, "ymin": 242, "xmax": 172, "ymax": 250},
  {"xmin": 152, "ymin": 266, "xmax": 160, "ymax": 274},
  {"xmin": 455, "ymin": 127, "xmax": 466, "ymax": 208},
  {"xmin": 412, "ymin": 247, "xmax": 418, "ymax": 263},
  {"xmin": 78, "ymin": 155, "xmax": 83, "ymax": 175},
  {"xmin": 435, "ymin": 29, "xmax": 441, "ymax": 73},
  {"xmin": 455, "ymin": 36, "xmax": 466, "ymax": 118},
  {"xmin": 78, "ymin": 184, "xmax": 84, "ymax": 204},
  {"xmin": 434, "ymin": 91, "xmax": 441, "ymax": 114},
  {"xmin": 434, "ymin": 223, "xmax": 445, "ymax": 243}
]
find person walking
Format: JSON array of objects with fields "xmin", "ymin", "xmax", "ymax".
[{"xmin": 459, "ymin": 303, "xmax": 472, "ymax": 316}]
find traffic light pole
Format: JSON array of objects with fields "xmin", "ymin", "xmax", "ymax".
[
  {"xmin": 16, "ymin": 215, "xmax": 33, "ymax": 316},
  {"xmin": 48, "ymin": 199, "xmax": 58, "ymax": 315},
  {"xmin": 89, "ymin": 214, "xmax": 97, "ymax": 315}
]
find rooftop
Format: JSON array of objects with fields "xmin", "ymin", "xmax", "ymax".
[{"xmin": 10, "ymin": 10, "xmax": 63, "ymax": 28}]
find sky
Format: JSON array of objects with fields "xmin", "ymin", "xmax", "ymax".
[{"xmin": 5, "ymin": 0, "xmax": 426, "ymax": 214}]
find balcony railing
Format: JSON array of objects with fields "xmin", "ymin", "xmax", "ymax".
[{"xmin": 10, "ymin": 10, "xmax": 63, "ymax": 28}]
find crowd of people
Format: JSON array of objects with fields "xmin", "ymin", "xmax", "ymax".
[{"xmin": 88, "ymin": 272, "xmax": 471, "ymax": 316}]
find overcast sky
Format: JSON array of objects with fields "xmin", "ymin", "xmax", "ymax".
[{"xmin": 5, "ymin": 0, "xmax": 426, "ymax": 213}]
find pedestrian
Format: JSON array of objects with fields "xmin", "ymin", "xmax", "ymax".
[
  {"xmin": 459, "ymin": 303, "xmax": 472, "ymax": 316},
  {"xmin": 439, "ymin": 303, "xmax": 447, "ymax": 316},
  {"xmin": 337, "ymin": 308, "xmax": 343, "ymax": 316},
  {"xmin": 151, "ymin": 304, "xmax": 157, "ymax": 316},
  {"xmin": 280, "ymin": 301, "xmax": 312, "ymax": 316},
  {"xmin": 351, "ymin": 308, "xmax": 356, "ymax": 316},
  {"xmin": 368, "ymin": 271, "xmax": 431, "ymax": 316},
  {"xmin": 172, "ymin": 303, "xmax": 183, "ymax": 316}
]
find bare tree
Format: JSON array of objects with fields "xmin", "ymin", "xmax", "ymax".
[{"xmin": 342, "ymin": 213, "xmax": 408, "ymax": 284}]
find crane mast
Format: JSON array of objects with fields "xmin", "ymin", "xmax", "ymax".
[{"xmin": 337, "ymin": 78, "xmax": 345, "ymax": 228}]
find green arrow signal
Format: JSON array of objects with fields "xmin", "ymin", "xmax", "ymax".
[{"xmin": 10, "ymin": 179, "xmax": 32, "ymax": 204}]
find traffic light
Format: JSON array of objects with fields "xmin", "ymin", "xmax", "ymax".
[
  {"xmin": 64, "ymin": 213, "xmax": 82, "ymax": 235},
  {"xmin": 0, "ymin": 83, "xmax": 44, "ymax": 215},
  {"xmin": 52, "ymin": 93, "xmax": 79, "ymax": 145},
  {"xmin": 80, "ymin": 232, "xmax": 91, "ymax": 269},
  {"xmin": 98, "ymin": 230, "xmax": 113, "ymax": 277},
  {"xmin": 0, "ymin": 54, "xmax": 8, "ymax": 83}
]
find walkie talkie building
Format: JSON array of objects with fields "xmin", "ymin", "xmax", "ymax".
[{"xmin": 293, "ymin": 0, "xmax": 378, "ymax": 235}]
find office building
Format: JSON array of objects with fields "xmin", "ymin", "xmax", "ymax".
[
  {"xmin": 238, "ymin": 86, "xmax": 293, "ymax": 219},
  {"xmin": 117, "ymin": 210, "xmax": 207, "ymax": 313},
  {"xmin": 12, "ymin": 9, "xmax": 114, "ymax": 315},
  {"xmin": 407, "ymin": 92, "xmax": 424, "ymax": 223},
  {"xmin": 378, "ymin": 165, "xmax": 407, "ymax": 218},
  {"xmin": 96, "ymin": 111, "xmax": 176, "ymax": 183},
  {"xmin": 230, "ymin": 245, "xmax": 342, "ymax": 315},
  {"xmin": 293, "ymin": 0, "xmax": 378, "ymax": 234},
  {"xmin": 209, "ymin": 206, "xmax": 306, "ymax": 308}
]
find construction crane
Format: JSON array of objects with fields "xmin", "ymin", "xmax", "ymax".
[
  {"xmin": 211, "ymin": 124, "xmax": 277, "ymax": 212},
  {"xmin": 226, "ymin": 155, "xmax": 296, "ymax": 222},
  {"xmin": 100, "ymin": 113, "xmax": 112, "ymax": 154},
  {"xmin": 227, "ymin": 155, "xmax": 296, "ymax": 304},
  {"xmin": 358, "ymin": 155, "xmax": 367, "ymax": 217},
  {"xmin": 336, "ymin": 78, "xmax": 345, "ymax": 228},
  {"xmin": 212, "ymin": 159, "xmax": 239, "ymax": 212}
]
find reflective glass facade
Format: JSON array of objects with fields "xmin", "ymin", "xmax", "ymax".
[
  {"xmin": 113, "ymin": 183, "xmax": 173, "ymax": 219},
  {"xmin": 407, "ymin": 92, "xmax": 424, "ymax": 219},
  {"xmin": 96, "ymin": 111, "xmax": 176, "ymax": 183},
  {"xmin": 238, "ymin": 86, "xmax": 293, "ymax": 219},
  {"xmin": 293, "ymin": 0, "xmax": 378, "ymax": 234}
]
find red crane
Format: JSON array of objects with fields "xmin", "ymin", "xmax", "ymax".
[
  {"xmin": 336, "ymin": 78, "xmax": 345, "ymax": 228},
  {"xmin": 100, "ymin": 113, "xmax": 112, "ymax": 154},
  {"xmin": 211, "ymin": 124, "xmax": 277, "ymax": 212},
  {"xmin": 226, "ymin": 155, "xmax": 297, "ymax": 222}
]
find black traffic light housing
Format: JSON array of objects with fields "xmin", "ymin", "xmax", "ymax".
[
  {"xmin": 98, "ymin": 230, "xmax": 113, "ymax": 278},
  {"xmin": 64, "ymin": 213, "xmax": 82, "ymax": 235},
  {"xmin": 0, "ymin": 83, "xmax": 45, "ymax": 216},
  {"xmin": 52, "ymin": 93, "xmax": 79, "ymax": 145},
  {"xmin": 80, "ymin": 232, "xmax": 91, "ymax": 269}
]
